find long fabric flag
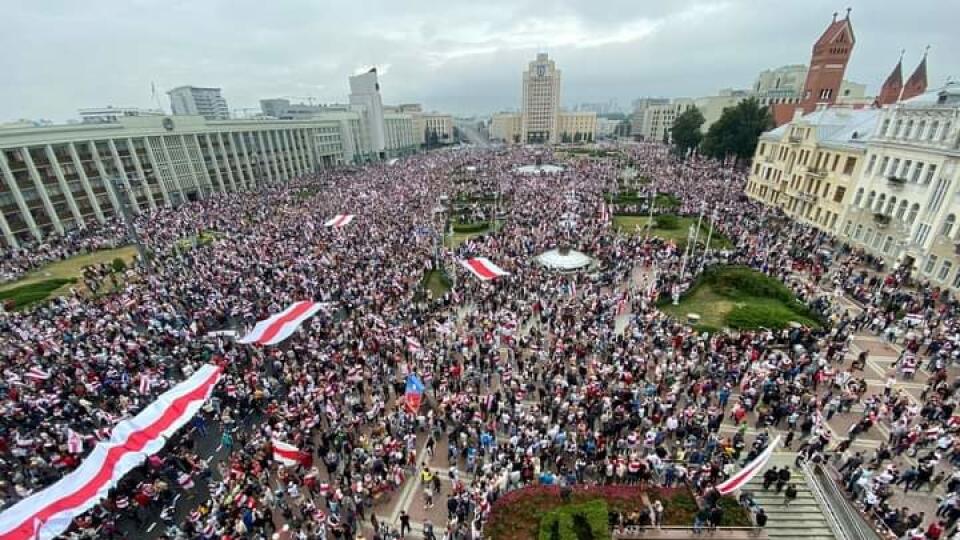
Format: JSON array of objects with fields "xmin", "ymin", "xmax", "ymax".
[
  {"xmin": 459, "ymin": 257, "xmax": 509, "ymax": 281},
  {"xmin": 238, "ymin": 301, "xmax": 324, "ymax": 346},
  {"xmin": 716, "ymin": 435, "xmax": 781, "ymax": 495},
  {"xmin": 324, "ymin": 214, "xmax": 355, "ymax": 228},
  {"xmin": 404, "ymin": 374, "xmax": 425, "ymax": 414},
  {"xmin": 272, "ymin": 439, "xmax": 306, "ymax": 467},
  {"xmin": 0, "ymin": 364, "xmax": 222, "ymax": 540}
]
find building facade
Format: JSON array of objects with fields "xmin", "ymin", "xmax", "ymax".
[
  {"xmin": 78, "ymin": 107, "xmax": 165, "ymax": 124},
  {"xmin": 746, "ymin": 106, "xmax": 878, "ymax": 234},
  {"xmin": 747, "ymin": 83, "xmax": 960, "ymax": 289},
  {"xmin": 629, "ymin": 98, "xmax": 670, "ymax": 138},
  {"xmin": 490, "ymin": 113, "xmax": 522, "ymax": 143},
  {"xmin": 0, "ymin": 110, "xmax": 412, "ymax": 248},
  {"xmin": 557, "ymin": 111, "xmax": 598, "ymax": 143},
  {"xmin": 167, "ymin": 86, "xmax": 230, "ymax": 120},
  {"xmin": 349, "ymin": 69, "xmax": 388, "ymax": 159},
  {"xmin": 521, "ymin": 53, "xmax": 562, "ymax": 144}
]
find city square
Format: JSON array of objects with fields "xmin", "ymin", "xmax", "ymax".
[{"xmin": 1, "ymin": 3, "xmax": 960, "ymax": 540}]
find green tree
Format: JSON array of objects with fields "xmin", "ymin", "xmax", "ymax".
[
  {"xmin": 701, "ymin": 98, "xmax": 774, "ymax": 165},
  {"xmin": 670, "ymin": 106, "xmax": 705, "ymax": 157}
]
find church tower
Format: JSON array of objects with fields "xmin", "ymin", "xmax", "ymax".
[
  {"xmin": 902, "ymin": 49, "xmax": 929, "ymax": 101},
  {"xmin": 799, "ymin": 9, "xmax": 855, "ymax": 114},
  {"xmin": 876, "ymin": 52, "xmax": 904, "ymax": 107}
]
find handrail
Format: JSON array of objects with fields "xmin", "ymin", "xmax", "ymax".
[
  {"xmin": 804, "ymin": 462, "xmax": 883, "ymax": 540},
  {"xmin": 801, "ymin": 461, "xmax": 847, "ymax": 539}
]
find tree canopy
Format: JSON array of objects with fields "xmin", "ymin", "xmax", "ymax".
[
  {"xmin": 670, "ymin": 106, "xmax": 705, "ymax": 156},
  {"xmin": 701, "ymin": 98, "xmax": 773, "ymax": 164}
]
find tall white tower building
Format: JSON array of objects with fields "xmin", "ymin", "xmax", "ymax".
[
  {"xmin": 349, "ymin": 69, "xmax": 387, "ymax": 159},
  {"xmin": 521, "ymin": 53, "xmax": 562, "ymax": 144}
]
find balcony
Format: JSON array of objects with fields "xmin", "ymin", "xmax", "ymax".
[
  {"xmin": 788, "ymin": 135, "xmax": 802, "ymax": 143},
  {"xmin": 887, "ymin": 175, "xmax": 907, "ymax": 189},
  {"xmin": 763, "ymin": 155, "xmax": 775, "ymax": 163},
  {"xmin": 873, "ymin": 213, "xmax": 891, "ymax": 228},
  {"xmin": 797, "ymin": 192, "xmax": 817, "ymax": 203},
  {"xmin": 805, "ymin": 167, "xmax": 826, "ymax": 178}
]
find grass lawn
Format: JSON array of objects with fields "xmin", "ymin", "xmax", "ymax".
[
  {"xmin": 613, "ymin": 215, "xmax": 732, "ymax": 249},
  {"xmin": 176, "ymin": 230, "xmax": 223, "ymax": 250},
  {"xmin": 444, "ymin": 221, "xmax": 502, "ymax": 248},
  {"xmin": 660, "ymin": 265, "xmax": 822, "ymax": 332},
  {"xmin": 424, "ymin": 269, "xmax": 451, "ymax": 299},
  {"xmin": 0, "ymin": 245, "xmax": 138, "ymax": 308}
]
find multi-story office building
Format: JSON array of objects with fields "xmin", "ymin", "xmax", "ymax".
[
  {"xmin": 490, "ymin": 113, "xmax": 522, "ymax": 144},
  {"xmin": 630, "ymin": 98, "xmax": 670, "ymax": 139},
  {"xmin": 0, "ymin": 104, "xmax": 420, "ymax": 248},
  {"xmin": 521, "ymin": 53, "xmax": 562, "ymax": 144},
  {"xmin": 746, "ymin": 106, "xmax": 878, "ymax": 233},
  {"xmin": 260, "ymin": 99, "xmax": 349, "ymax": 120},
  {"xmin": 349, "ymin": 69, "xmax": 388, "ymax": 160},
  {"xmin": 747, "ymin": 83, "xmax": 960, "ymax": 289},
  {"xmin": 557, "ymin": 111, "xmax": 599, "ymax": 143},
  {"xmin": 167, "ymin": 86, "xmax": 230, "ymax": 120},
  {"xmin": 78, "ymin": 106, "xmax": 165, "ymax": 124}
]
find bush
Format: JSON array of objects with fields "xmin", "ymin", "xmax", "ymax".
[
  {"xmin": 655, "ymin": 193, "xmax": 680, "ymax": 209},
  {"xmin": 452, "ymin": 222, "xmax": 490, "ymax": 234},
  {"xmin": 111, "ymin": 257, "xmax": 127, "ymax": 273},
  {"xmin": 727, "ymin": 303, "xmax": 817, "ymax": 330},
  {"xmin": 0, "ymin": 278, "xmax": 76, "ymax": 310},
  {"xmin": 538, "ymin": 500, "xmax": 609, "ymax": 540},
  {"xmin": 700, "ymin": 266, "xmax": 794, "ymax": 303},
  {"xmin": 655, "ymin": 215, "xmax": 680, "ymax": 230},
  {"xmin": 716, "ymin": 496, "xmax": 753, "ymax": 527}
]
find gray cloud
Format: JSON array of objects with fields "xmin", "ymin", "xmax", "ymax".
[{"xmin": 1, "ymin": 0, "xmax": 957, "ymax": 122}]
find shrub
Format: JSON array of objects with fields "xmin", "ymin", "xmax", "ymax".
[
  {"xmin": 111, "ymin": 257, "xmax": 127, "ymax": 273},
  {"xmin": 452, "ymin": 222, "xmax": 490, "ymax": 234},
  {"xmin": 727, "ymin": 303, "xmax": 817, "ymax": 330},
  {"xmin": 716, "ymin": 496, "xmax": 753, "ymax": 527},
  {"xmin": 538, "ymin": 500, "xmax": 609, "ymax": 540},
  {"xmin": 0, "ymin": 278, "xmax": 76, "ymax": 310},
  {"xmin": 700, "ymin": 266, "xmax": 794, "ymax": 303},
  {"xmin": 654, "ymin": 193, "xmax": 680, "ymax": 209},
  {"xmin": 655, "ymin": 215, "xmax": 680, "ymax": 230}
]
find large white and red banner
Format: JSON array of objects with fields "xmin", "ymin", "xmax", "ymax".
[
  {"xmin": 324, "ymin": 214, "xmax": 355, "ymax": 228},
  {"xmin": 0, "ymin": 364, "xmax": 222, "ymax": 540},
  {"xmin": 238, "ymin": 301, "xmax": 324, "ymax": 346},
  {"xmin": 272, "ymin": 439, "xmax": 306, "ymax": 467},
  {"xmin": 716, "ymin": 435, "xmax": 781, "ymax": 495},
  {"xmin": 459, "ymin": 257, "xmax": 509, "ymax": 281}
]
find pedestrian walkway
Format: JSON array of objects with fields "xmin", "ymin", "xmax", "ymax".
[{"xmin": 744, "ymin": 455, "xmax": 837, "ymax": 540}]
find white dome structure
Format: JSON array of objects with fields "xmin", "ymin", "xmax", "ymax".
[
  {"xmin": 536, "ymin": 248, "xmax": 594, "ymax": 271},
  {"xmin": 514, "ymin": 164, "xmax": 565, "ymax": 175}
]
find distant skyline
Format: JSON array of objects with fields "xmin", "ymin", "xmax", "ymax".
[{"xmin": 2, "ymin": 0, "xmax": 958, "ymax": 123}]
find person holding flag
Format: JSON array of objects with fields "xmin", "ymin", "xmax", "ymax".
[{"xmin": 405, "ymin": 373, "xmax": 426, "ymax": 415}]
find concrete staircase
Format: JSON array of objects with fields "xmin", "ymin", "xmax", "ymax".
[{"xmin": 743, "ymin": 454, "xmax": 837, "ymax": 540}]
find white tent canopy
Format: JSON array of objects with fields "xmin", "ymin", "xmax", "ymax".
[{"xmin": 536, "ymin": 248, "xmax": 594, "ymax": 271}]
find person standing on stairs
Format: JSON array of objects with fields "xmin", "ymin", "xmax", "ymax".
[
  {"xmin": 784, "ymin": 484, "xmax": 798, "ymax": 506},
  {"xmin": 776, "ymin": 467, "xmax": 792, "ymax": 493}
]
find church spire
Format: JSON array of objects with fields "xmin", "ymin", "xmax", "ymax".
[
  {"xmin": 903, "ymin": 46, "xmax": 929, "ymax": 101},
  {"xmin": 876, "ymin": 50, "xmax": 904, "ymax": 107}
]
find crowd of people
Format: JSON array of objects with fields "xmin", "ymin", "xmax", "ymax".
[{"xmin": 0, "ymin": 142, "xmax": 958, "ymax": 540}]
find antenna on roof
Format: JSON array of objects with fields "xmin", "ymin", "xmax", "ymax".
[
  {"xmin": 832, "ymin": 11, "xmax": 838, "ymax": 22},
  {"xmin": 845, "ymin": 7, "xmax": 851, "ymax": 19}
]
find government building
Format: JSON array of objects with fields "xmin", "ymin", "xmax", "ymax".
[
  {"xmin": 489, "ymin": 53, "xmax": 597, "ymax": 145},
  {"xmin": 0, "ymin": 70, "xmax": 417, "ymax": 248}
]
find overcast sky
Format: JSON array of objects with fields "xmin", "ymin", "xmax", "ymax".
[{"xmin": 2, "ymin": 0, "xmax": 958, "ymax": 123}]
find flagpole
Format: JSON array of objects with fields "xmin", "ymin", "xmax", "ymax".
[
  {"xmin": 688, "ymin": 201, "xmax": 706, "ymax": 270},
  {"xmin": 701, "ymin": 209, "xmax": 717, "ymax": 273}
]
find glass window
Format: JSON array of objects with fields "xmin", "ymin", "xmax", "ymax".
[
  {"xmin": 938, "ymin": 261, "xmax": 953, "ymax": 282},
  {"xmin": 866, "ymin": 154, "xmax": 877, "ymax": 175},
  {"xmin": 943, "ymin": 214, "xmax": 956, "ymax": 238},
  {"xmin": 925, "ymin": 255, "xmax": 938, "ymax": 274},
  {"xmin": 882, "ymin": 236, "xmax": 894, "ymax": 254}
]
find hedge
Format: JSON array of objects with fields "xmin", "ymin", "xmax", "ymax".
[
  {"xmin": 0, "ymin": 278, "xmax": 76, "ymax": 310},
  {"xmin": 452, "ymin": 222, "xmax": 490, "ymax": 234},
  {"xmin": 538, "ymin": 500, "xmax": 609, "ymax": 540},
  {"xmin": 655, "ymin": 215, "xmax": 680, "ymax": 230}
]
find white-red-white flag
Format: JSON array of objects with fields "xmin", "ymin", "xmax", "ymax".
[
  {"xmin": 238, "ymin": 301, "xmax": 325, "ymax": 346},
  {"xmin": 405, "ymin": 337, "xmax": 423, "ymax": 353},
  {"xmin": 25, "ymin": 367, "xmax": 51, "ymax": 381},
  {"xmin": 67, "ymin": 429, "xmax": 83, "ymax": 454},
  {"xmin": 139, "ymin": 374, "xmax": 152, "ymax": 395},
  {"xmin": 272, "ymin": 439, "xmax": 305, "ymax": 467},
  {"xmin": 459, "ymin": 257, "xmax": 509, "ymax": 281},
  {"xmin": 323, "ymin": 214, "xmax": 355, "ymax": 228},
  {"xmin": 716, "ymin": 436, "xmax": 781, "ymax": 494}
]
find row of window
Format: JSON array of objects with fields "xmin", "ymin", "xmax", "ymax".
[{"xmin": 866, "ymin": 153, "xmax": 937, "ymax": 183}]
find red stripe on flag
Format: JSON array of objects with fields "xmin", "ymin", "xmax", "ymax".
[
  {"xmin": 465, "ymin": 259, "xmax": 498, "ymax": 280},
  {"xmin": 333, "ymin": 215, "xmax": 349, "ymax": 227},
  {"xmin": 256, "ymin": 301, "xmax": 316, "ymax": 345},
  {"xmin": 273, "ymin": 446, "xmax": 302, "ymax": 463},
  {"xmin": 0, "ymin": 367, "xmax": 221, "ymax": 540}
]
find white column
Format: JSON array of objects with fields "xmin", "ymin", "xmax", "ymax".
[
  {"xmin": 291, "ymin": 129, "xmax": 306, "ymax": 176},
  {"xmin": 266, "ymin": 131, "xmax": 283, "ymax": 181},
  {"xmin": 0, "ymin": 206, "xmax": 17, "ymax": 247},
  {"xmin": 191, "ymin": 134, "xmax": 216, "ymax": 194},
  {"xmin": 44, "ymin": 145, "xmax": 84, "ymax": 226},
  {"xmin": 67, "ymin": 142, "xmax": 105, "ymax": 223},
  {"xmin": 123, "ymin": 138, "xmax": 157, "ymax": 210},
  {"xmin": 125, "ymin": 138, "xmax": 157, "ymax": 211},
  {"xmin": 216, "ymin": 133, "xmax": 238, "ymax": 192},
  {"xmin": 227, "ymin": 133, "xmax": 248, "ymax": 190},
  {"xmin": 107, "ymin": 139, "xmax": 142, "ymax": 214},
  {"xmin": 256, "ymin": 131, "xmax": 276, "ymax": 184},
  {"xmin": 286, "ymin": 130, "xmax": 303, "ymax": 177},
  {"xmin": 205, "ymin": 134, "xmax": 227, "ymax": 192},
  {"xmin": 280, "ymin": 130, "xmax": 296, "ymax": 177},
  {"xmin": 143, "ymin": 137, "xmax": 172, "ymax": 207},
  {"xmin": 0, "ymin": 149, "xmax": 40, "ymax": 240},
  {"xmin": 21, "ymin": 147, "xmax": 65, "ymax": 235},
  {"xmin": 179, "ymin": 135, "xmax": 205, "ymax": 197},
  {"xmin": 158, "ymin": 136, "xmax": 187, "ymax": 202},
  {"xmin": 88, "ymin": 141, "xmax": 123, "ymax": 216},
  {"xmin": 237, "ymin": 132, "xmax": 257, "ymax": 188},
  {"xmin": 271, "ymin": 131, "xmax": 290, "ymax": 181}
]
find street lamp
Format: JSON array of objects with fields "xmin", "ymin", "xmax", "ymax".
[{"xmin": 109, "ymin": 175, "xmax": 152, "ymax": 273}]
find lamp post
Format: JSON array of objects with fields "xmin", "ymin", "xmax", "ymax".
[{"xmin": 110, "ymin": 175, "xmax": 152, "ymax": 273}]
